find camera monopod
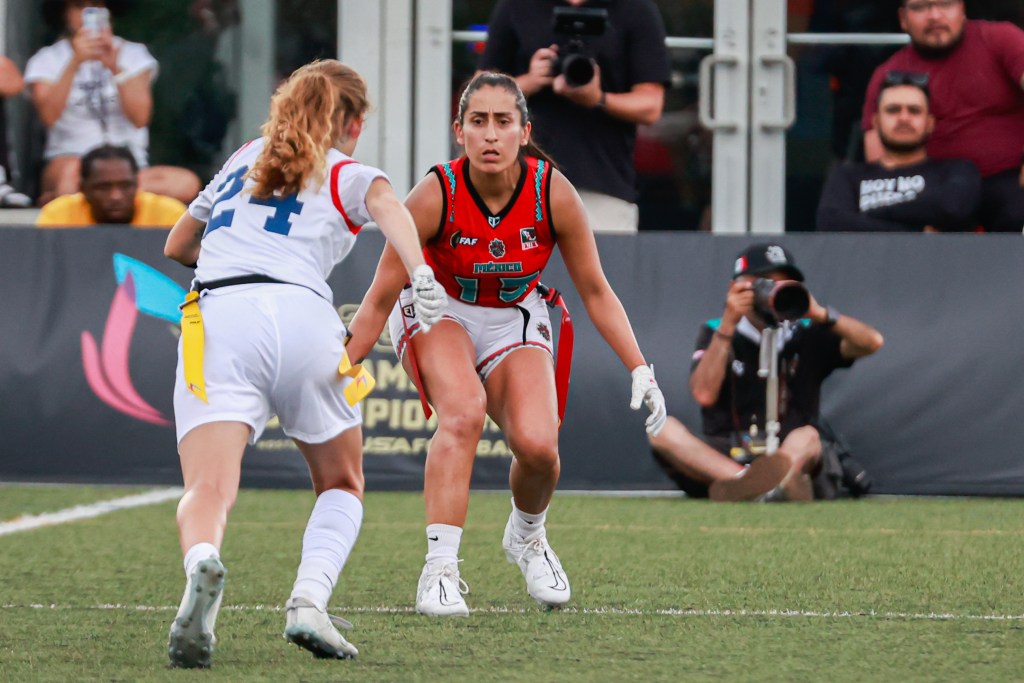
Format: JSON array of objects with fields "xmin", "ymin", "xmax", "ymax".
[{"xmin": 757, "ymin": 321, "xmax": 789, "ymax": 456}]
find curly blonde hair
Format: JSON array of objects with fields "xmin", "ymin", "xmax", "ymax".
[{"xmin": 248, "ymin": 60, "xmax": 369, "ymax": 199}]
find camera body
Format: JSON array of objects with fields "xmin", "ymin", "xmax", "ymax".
[
  {"xmin": 550, "ymin": 6, "xmax": 608, "ymax": 88},
  {"xmin": 751, "ymin": 278, "xmax": 810, "ymax": 325},
  {"xmin": 82, "ymin": 6, "xmax": 110, "ymax": 34}
]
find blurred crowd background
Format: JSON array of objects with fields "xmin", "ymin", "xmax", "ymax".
[{"xmin": 1, "ymin": 0, "xmax": 1021, "ymax": 230}]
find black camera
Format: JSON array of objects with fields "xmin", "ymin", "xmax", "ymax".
[
  {"xmin": 752, "ymin": 278, "xmax": 810, "ymax": 325},
  {"xmin": 551, "ymin": 6, "xmax": 608, "ymax": 88}
]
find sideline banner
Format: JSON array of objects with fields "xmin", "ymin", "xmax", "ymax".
[{"xmin": 1, "ymin": 227, "xmax": 1022, "ymax": 495}]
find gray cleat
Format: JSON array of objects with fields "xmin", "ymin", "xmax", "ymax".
[
  {"xmin": 284, "ymin": 596, "xmax": 358, "ymax": 659},
  {"xmin": 168, "ymin": 558, "xmax": 226, "ymax": 669}
]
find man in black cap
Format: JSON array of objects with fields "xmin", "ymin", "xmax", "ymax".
[{"xmin": 649, "ymin": 243, "xmax": 884, "ymax": 501}]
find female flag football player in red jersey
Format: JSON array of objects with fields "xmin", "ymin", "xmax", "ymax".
[
  {"xmin": 346, "ymin": 71, "xmax": 667, "ymax": 617},
  {"xmin": 163, "ymin": 60, "xmax": 447, "ymax": 667}
]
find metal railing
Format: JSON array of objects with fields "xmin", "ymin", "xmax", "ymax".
[{"xmin": 451, "ymin": 31, "xmax": 910, "ymax": 50}]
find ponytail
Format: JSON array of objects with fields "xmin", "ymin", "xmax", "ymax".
[{"xmin": 248, "ymin": 60, "xmax": 369, "ymax": 199}]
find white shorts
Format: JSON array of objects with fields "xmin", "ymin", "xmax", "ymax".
[
  {"xmin": 388, "ymin": 288, "xmax": 553, "ymax": 380},
  {"xmin": 173, "ymin": 284, "xmax": 361, "ymax": 445}
]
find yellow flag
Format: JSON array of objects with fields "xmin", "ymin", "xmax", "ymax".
[
  {"xmin": 338, "ymin": 351, "xmax": 375, "ymax": 406},
  {"xmin": 179, "ymin": 291, "xmax": 208, "ymax": 403}
]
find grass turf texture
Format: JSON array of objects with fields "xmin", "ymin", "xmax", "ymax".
[
  {"xmin": 0, "ymin": 487, "xmax": 1022, "ymax": 682},
  {"xmin": 0, "ymin": 483, "xmax": 153, "ymax": 520}
]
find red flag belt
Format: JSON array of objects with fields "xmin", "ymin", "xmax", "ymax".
[
  {"xmin": 401, "ymin": 304, "xmax": 433, "ymax": 421},
  {"xmin": 537, "ymin": 283, "xmax": 574, "ymax": 426}
]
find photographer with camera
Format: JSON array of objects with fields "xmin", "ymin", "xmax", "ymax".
[
  {"xmin": 479, "ymin": 0, "xmax": 671, "ymax": 233},
  {"xmin": 649, "ymin": 244, "xmax": 884, "ymax": 501}
]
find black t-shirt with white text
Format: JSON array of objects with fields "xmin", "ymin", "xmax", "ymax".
[{"xmin": 816, "ymin": 158, "xmax": 981, "ymax": 232}]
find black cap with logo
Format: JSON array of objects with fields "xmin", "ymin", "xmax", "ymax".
[{"xmin": 732, "ymin": 243, "xmax": 805, "ymax": 282}]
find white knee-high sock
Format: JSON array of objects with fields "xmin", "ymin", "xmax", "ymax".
[{"xmin": 291, "ymin": 489, "xmax": 363, "ymax": 611}]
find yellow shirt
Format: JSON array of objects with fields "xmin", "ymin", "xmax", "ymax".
[{"xmin": 36, "ymin": 191, "xmax": 187, "ymax": 228}]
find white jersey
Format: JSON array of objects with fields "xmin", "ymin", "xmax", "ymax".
[
  {"xmin": 24, "ymin": 37, "xmax": 158, "ymax": 166},
  {"xmin": 189, "ymin": 139, "xmax": 387, "ymax": 303}
]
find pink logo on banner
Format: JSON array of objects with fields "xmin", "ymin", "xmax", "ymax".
[{"xmin": 81, "ymin": 254, "xmax": 187, "ymax": 426}]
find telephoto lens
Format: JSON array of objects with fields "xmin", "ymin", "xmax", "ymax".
[{"xmin": 752, "ymin": 278, "xmax": 810, "ymax": 323}]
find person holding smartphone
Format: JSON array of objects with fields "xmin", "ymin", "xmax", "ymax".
[{"xmin": 26, "ymin": 0, "xmax": 202, "ymax": 205}]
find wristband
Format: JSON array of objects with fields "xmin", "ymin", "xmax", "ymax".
[
  {"xmin": 713, "ymin": 328, "xmax": 734, "ymax": 341},
  {"xmin": 595, "ymin": 91, "xmax": 607, "ymax": 110},
  {"xmin": 824, "ymin": 305, "xmax": 840, "ymax": 326}
]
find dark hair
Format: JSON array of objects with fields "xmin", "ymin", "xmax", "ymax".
[
  {"xmin": 456, "ymin": 72, "xmax": 556, "ymax": 167},
  {"xmin": 878, "ymin": 70, "xmax": 931, "ymax": 105},
  {"xmin": 41, "ymin": 0, "xmax": 130, "ymax": 31},
  {"xmin": 81, "ymin": 144, "xmax": 138, "ymax": 180}
]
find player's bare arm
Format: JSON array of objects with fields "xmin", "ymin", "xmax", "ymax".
[
  {"xmin": 347, "ymin": 173, "xmax": 444, "ymax": 361},
  {"xmin": 164, "ymin": 213, "xmax": 206, "ymax": 266}
]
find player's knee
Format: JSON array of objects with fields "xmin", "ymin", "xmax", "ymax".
[
  {"xmin": 436, "ymin": 400, "xmax": 487, "ymax": 443},
  {"xmin": 184, "ymin": 479, "xmax": 238, "ymax": 510},
  {"xmin": 318, "ymin": 472, "xmax": 364, "ymax": 498},
  {"xmin": 509, "ymin": 434, "xmax": 559, "ymax": 474}
]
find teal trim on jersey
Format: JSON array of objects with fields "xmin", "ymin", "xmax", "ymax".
[
  {"xmin": 534, "ymin": 159, "xmax": 545, "ymax": 222},
  {"xmin": 442, "ymin": 163, "xmax": 457, "ymax": 223}
]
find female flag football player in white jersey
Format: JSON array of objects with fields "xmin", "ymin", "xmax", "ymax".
[
  {"xmin": 163, "ymin": 59, "xmax": 447, "ymax": 668},
  {"xmin": 346, "ymin": 72, "xmax": 667, "ymax": 617}
]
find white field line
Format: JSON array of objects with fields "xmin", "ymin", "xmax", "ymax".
[
  {"xmin": 0, "ymin": 487, "xmax": 182, "ymax": 536},
  {"xmin": 1, "ymin": 603, "xmax": 1022, "ymax": 622}
]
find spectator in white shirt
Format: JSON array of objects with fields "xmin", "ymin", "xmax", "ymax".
[{"xmin": 25, "ymin": 0, "xmax": 201, "ymax": 205}]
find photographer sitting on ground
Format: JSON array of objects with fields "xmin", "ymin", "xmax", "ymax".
[{"xmin": 650, "ymin": 244, "xmax": 884, "ymax": 501}]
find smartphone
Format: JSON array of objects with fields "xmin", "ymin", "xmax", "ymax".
[{"xmin": 82, "ymin": 7, "xmax": 111, "ymax": 34}]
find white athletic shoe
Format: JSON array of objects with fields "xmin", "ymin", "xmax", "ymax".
[
  {"xmin": 503, "ymin": 515, "xmax": 571, "ymax": 608},
  {"xmin": 168, "ymin": 558, "xmax": 226, "ymax": 669},
  {"xmin": 283, "ymin": 596, "xmax": 358, "ymax": 659},
  {"xmin": 415, "ymin": 560, "xmax": 470, "ymax": 617}
]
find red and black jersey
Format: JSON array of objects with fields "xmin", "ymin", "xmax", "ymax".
[{"xmin": 424, "ymin": 156, "xmax": 555, "ymax": 307}]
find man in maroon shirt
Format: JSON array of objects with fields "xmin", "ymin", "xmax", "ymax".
[{"xmin": 862, "ymin": 0, "xmax": 1024, "ymax": 232}]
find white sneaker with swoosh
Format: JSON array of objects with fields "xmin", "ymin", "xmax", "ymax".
[
  {"xmin": 503, "ymin": 516, "xmax": 571, "ymax": 608},
  {"xmin": 416, "ymin": 560, "xmax": 470, "ymax": 617}
]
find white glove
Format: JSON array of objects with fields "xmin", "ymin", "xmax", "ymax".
[
  {"xmin": 630, "ymin": 364, "xmax": 667, "ymax": 436},
  {"xmin": 410, "ymin": 264, "xmax": 448, "ymax": 333}
]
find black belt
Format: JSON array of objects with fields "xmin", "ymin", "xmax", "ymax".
[{"xmin": 191, "ymin": 274, "xmax": 289, "ymax": 293}]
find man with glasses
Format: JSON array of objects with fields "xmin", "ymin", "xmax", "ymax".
[
  {"xmin": 819, "ymin": 71, "xmax": 980, "ymax": 231},
  {"xmin": 861, "ymin": 0, "xmax": 1024, "ymax": 232}
]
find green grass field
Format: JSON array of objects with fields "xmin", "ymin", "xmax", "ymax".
[{"xmin": 1, "ymin": 484, "xmax": 1022, "ymax": 682}]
